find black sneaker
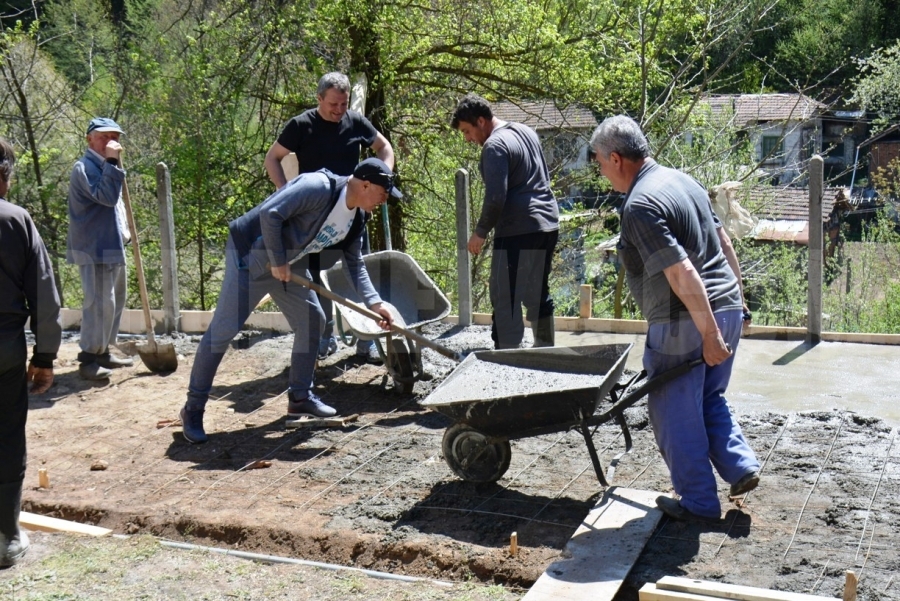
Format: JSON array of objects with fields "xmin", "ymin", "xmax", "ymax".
[
  {"xmin": 729, "ymin": 471, "xmax": 760, "ymax": 498},
  {"xmin": 287, "ymin": 391, "xmax": 337, "ymax": 418},
  {"xmin": 655, "ymin": 496, "xmax": 720, "ymax": 522},
  {"xmin": 180, "ymin": 406, "xmax": 208, "ymax": 444},
  {"xmin": 317, "ymin": 336, "xmax": 339, "ymax": 360}
]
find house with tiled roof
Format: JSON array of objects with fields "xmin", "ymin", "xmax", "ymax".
[
  {"xmin": 744, "ymin": 185, "xmax": 852, "ymax": 253},
  {"xmin": 491, "ymin": 100, "xmax": 597, "ymax": 199},
  {"xmin": 701, "ymin": 94, "xmax": 866, "ymax": 187}
]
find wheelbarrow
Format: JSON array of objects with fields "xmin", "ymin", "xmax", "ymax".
[
  {"xmin": 419, "ymin": 343, "xmax": 703, "ymax": 486},
  {"xmin": 322, "ymin": 250, "xmax": 452, "ymax": 393}
]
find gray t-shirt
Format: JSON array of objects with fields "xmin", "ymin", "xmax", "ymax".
[
  {"xmin": 617, "ymin": 159, "xmax": 742, "ymax": 323},
  {"xmin": 477, "ymin": 122, "xmax": 558, "ymax": 238}
]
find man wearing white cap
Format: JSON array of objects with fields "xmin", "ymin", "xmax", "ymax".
[{"xmin": 66, "ymin": 117, "xmax": 134, "ymax": 380}]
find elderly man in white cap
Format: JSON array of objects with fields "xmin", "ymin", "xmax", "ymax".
[{"xmin": 66, "ymin": 117, "xmax": 134, "ymax": 380}]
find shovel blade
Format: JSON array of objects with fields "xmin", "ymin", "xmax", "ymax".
[{"xmin": 137, "ymin": 341, "xmax": 178, "ymax": 373}]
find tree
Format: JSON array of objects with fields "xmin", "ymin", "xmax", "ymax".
[
  {"xmin": 0, "ymin": 21, "xmax": 81, "ymax": 304},
  {"xmin": 851, "ymin": 40, "xmax": 900, "ymax": 127}
]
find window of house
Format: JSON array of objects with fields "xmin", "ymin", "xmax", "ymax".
[{"xmin": 761, "ymin": 136, "xmax": 784, "ymax": 162}]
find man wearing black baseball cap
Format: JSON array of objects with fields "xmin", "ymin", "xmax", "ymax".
[
  {"xmin": 66, "ymin": 117, "xmax": 134, "ymax": 380},
  {"xmin": 179, "ymin": 158, "xmax": 401, "ymax": 444}
]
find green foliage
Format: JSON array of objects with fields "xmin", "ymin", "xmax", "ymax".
[
  {"xmin": 852, "ymin": 40, "xmax": 900, "ymax": 127},
  {"xmin": 738, "ymin": 240, "xmax": 809, "ymax": 327},
  {"xmin": 824, "ymin": 212, "xmax": 900, "ymax": 333},
  {"xmin": 3, "ymin": 0, "xmax": 899, "ymax": 336},
  {"xmin": 0, "ymin": 22, "xmax": 83, "ymax": 304}
]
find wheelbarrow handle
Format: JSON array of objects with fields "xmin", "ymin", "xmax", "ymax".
[{"xmin": 286, "ymin": 272, "xmax": 464, "ymax": 362}]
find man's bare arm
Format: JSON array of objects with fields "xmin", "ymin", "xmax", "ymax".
[
  {"xmin": 370, "ymin": 132, "xmax": 395, "ymax": 170},
  {"xmin": 663, "ymin": 258, "xmax": 731, "ymax": 366},
  {"xmin": 264, "ymin": 141, "xmax": 291, "ymax": 190}
]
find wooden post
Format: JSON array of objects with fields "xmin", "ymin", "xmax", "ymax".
[
  {"xmin": 510, "ymin": 531, "xmax": 518, "ymax": 556},
  {"xmin": 807, "ymin": 155, "xmax": 823, "ymax": 345},
  {"xmin": 38, "ymin": 468, "xmax": 49, "ymax": 489},
  {"xmin": 613, "ymin": 268, "xmax": 626, "ymax": 319},
  {"xmin": 843, "ymin": 570, "xmax": 858, "ymax": 601},
  {"xmin": 455, "ymin": 169, "xmax": 472, "ymax": 326},
  {"xmin": 579, "ymin": 284, "xmax": 592, "ymax": 318},
  {"xmin": 156, "ymin": 163, "xmax": 180, "ymax": 334}
]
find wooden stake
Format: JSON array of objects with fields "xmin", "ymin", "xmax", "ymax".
[
  {"xmin": 510, "ymin": 531, "xmax": 518, "ymax": 557},
  {"xmin": 843, "ymin": 570, "xmax": 858, "ymax": 601},
  {"xmin": 38, "ymin": 468, "xmax": 49, "ymax": 489},
  {"xmin": 579, "ymin": 284, "xmax": 592, "ymax": 318}
]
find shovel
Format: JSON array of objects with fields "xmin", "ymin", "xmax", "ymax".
[
  {"xmin": 285, "ymin": 271, "xmax": 464, "ymax": 362},
  {"xmin": 121, "ymin": 171, "xmax": 179, "ymax": 372}
]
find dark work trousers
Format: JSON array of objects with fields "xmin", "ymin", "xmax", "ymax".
[
  {"xmin": 0, "ymin": 330, "xmax": 28, "ymax": 486},
  {"xmin": 489, "ymin": 229, "xmax": 558, "ymax": 349}
]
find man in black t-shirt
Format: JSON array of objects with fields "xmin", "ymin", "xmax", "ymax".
[{"xmin": 264, "ymin": 72, "xmax": 394, "ymax": 363}]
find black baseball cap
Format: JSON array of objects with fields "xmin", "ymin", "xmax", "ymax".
[
  {"xmin": 353, "ymin": 158, "xmax": 403, "ymax": 199},
  {"xmin": 86, "ymin": 117, "xmax": 124, "ymax": 135}
]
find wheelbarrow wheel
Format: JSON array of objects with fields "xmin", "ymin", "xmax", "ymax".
[
  {"xmin": 442, "ymin": 424, "xmax": 511, "ymax": 483},
  {"xmin": 388, "ymin": 338, "xmax": 415, "ymax": 393}
]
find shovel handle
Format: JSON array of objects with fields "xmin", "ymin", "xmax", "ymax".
[
  {"xmin": 286, "ymin": 272, "xmax": 463, "ymax": 362},
  {"xmin": 120, "ymin": 171, "xmax": 157, "ymax": 347}
]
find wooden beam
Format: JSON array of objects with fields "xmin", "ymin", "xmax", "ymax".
[
  {"xmin": 655, "ymin": 576, "xmax": 839, "ymax": 601},
  {"xmin": 20, "ymin": 511, "xmax": 112, "ymax": 537},
  {"xmin": 522, "ymin": 487, "xmax": 662, "ymax": 601},
  {"xmin": 640, "ymin": 583, "xmax": 725, "ymax": 601}
]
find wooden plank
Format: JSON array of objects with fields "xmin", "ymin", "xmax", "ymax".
[
  {"xmin": 21, "ymin": 511, "xmax": 112, "ymax": 537},
  {"xmin": 656, "ymin": 576, "xmax": 839, "ymax": 601},
  {"xmin": 522, "ymin": 487, "xmax": 662, "ymax": 601},
  {"xmin": 641, "ymin": 583, "xmax": 724, "ymax": 601}
]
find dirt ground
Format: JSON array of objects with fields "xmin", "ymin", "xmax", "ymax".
[{"xmin": 7, "ymin": 324, "xmax": 900, "ymax": 600}]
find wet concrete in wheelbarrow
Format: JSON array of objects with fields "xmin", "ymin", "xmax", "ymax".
[{"xmin": 19, "ymin": 324, "xmax": 900, "ymax": 599}]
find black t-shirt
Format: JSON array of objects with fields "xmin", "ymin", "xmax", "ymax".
[{"xmin": 276, "ymin": 108, "xmax": 378, "ymax": 176}]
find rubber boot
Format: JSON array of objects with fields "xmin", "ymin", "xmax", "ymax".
[
  {"xmin": 0, "ymin": 480, "xmax": 29, "ymax": 567},
  {"xmin": 532, "ymin": 316, "xmax": 555, "ymax": 348},
  {"xmin": 76, "ymin": 351, "xmax": 111, "ymax": 380}
]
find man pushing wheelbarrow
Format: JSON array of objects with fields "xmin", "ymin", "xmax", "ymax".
[{"xmin": 588, "ymin": 116, "xmax": 760, "ymax": 521}]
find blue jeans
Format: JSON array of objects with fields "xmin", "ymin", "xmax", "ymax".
[
  {"xmin": 186, "ymin": 237, "xmax": 324, "ymax": 409},
  {"xmin": 644, "ymin": 309, "xmax": 759, "ymax": 518}
]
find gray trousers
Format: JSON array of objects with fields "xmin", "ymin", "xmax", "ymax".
[
  {"xmin": 186, "ymin": 237, "xmax": 323, "ymax": 409},
  {"xmin": 78, "ymin": 263, "xmax": 126, "ymax": 359}
]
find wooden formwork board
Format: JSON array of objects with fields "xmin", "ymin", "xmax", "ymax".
[{"xmin": 522, "ymin": 487, "xmax": 662, "ymax": 601}]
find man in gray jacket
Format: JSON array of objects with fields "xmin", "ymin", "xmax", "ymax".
[
  {"xmin": 451, "ymin": 94, "xmax": 559, "ymax": 349},
  {"xmin": 179, "ymin": 158, "xmax": 399, "ymax": 444},
  {"xmin": 66, "ymin": 117, "xmax": 134, "ymax": 380}
]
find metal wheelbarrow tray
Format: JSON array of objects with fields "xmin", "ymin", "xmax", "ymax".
[
  {"xmin": 420, "ymin": 343, "xmax": 702, "ymax": 485},
  {"xmin": 323, "ymin": 250, "xmax": 452, "ymax": 392}
]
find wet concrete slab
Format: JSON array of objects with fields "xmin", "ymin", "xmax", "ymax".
[{"xmin": 557, "ymin": 330, "xmax": 900, "ymax": 428}]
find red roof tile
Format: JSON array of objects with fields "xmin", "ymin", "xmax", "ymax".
[
  {"xmin": 703, "ymin": 94, "xmax": 827, "ymax": 128},
  {"xmin": 744, "ymin": 186, "xmax": 849, "ymax": 221},
  {"xmin": 491, "ymin": 101, "xmax": 597, "ymax": 131}
]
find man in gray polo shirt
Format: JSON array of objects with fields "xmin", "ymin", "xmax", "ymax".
[
  {"xmin": 450, "ymin": 93, "xmax": 559, "ymax": 349},
  {"xmin": 589, "ymin": 115, "xmax": 759, "ymax": 521}
]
